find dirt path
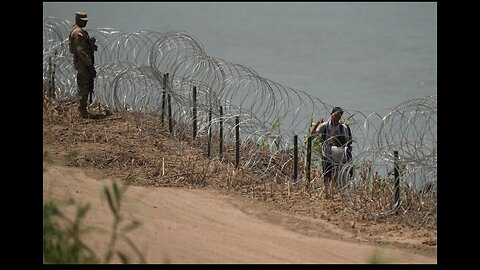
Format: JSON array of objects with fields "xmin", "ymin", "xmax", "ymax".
[{"xmin": 43, "ymin": 164, "xmax": 436, "ymax": 264}]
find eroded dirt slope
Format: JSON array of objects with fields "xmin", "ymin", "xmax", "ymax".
[{"xmin": 43, "ymin": 98, "xmax": 437, "ymax": 263}]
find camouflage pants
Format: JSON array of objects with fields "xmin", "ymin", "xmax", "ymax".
[{"xmin": 76, "ymin": 65, "xmax": 94, "ymax": 109}]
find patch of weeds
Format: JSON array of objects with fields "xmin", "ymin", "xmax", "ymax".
[
  {"xmin": 366, "ymin": 249, "xmax": 386, "ymax": 264},
  {"xmin": 43, "ymin": 181, "xmax": 145, "ymax": 263},
  {"xmin": 124, "ymin": 173, "xmax": 137, "ymax": 185},
  {"xmin": 43, "ymin": 149, "xmax": 53, "ymax": 163},
  {"xmin": 102, "ymin": 181, "xmax": 145, "ymax": 263},
  {"xmin": 62, "ymin": 149, "xmax": 80, "ymax": 165},
  {"xmin": 43, "ymin": 199, "xmax": 98, "ymax": 263},
  {"xmin": 43, "ymin": 149, "xmax": 58, "ymax": 171},
  {"xmin": 44, "ymin": 149, "xmax": 52, "ymax": 171}
]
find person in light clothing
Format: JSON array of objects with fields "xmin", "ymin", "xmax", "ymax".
[{"xmin": 310, "ymin": 106, "xmax": 353, "ymax": 188}]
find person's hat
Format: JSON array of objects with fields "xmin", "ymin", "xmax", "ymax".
[
  {"xmin": 331, "ymin": 106, "xmax": 344, "ymax": 116},
  {"xmin": 75, "ymin": 12, "xmax": 88, "ymax": 21}
]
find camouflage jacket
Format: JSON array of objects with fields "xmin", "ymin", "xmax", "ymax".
[{"xmin": 69, "ymin": 25, "xmax": 95, "ymax": 69}]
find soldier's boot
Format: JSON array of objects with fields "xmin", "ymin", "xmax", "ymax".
[{"xmin": 78, "ymin": 100, "xmax": 94, "ymax": 118}]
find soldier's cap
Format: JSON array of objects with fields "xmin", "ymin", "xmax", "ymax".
[
  {"xmin": 331, "ymin": 106, "xmax": 343, "ymax": 116},
  {"xmin": 75, "ymin": 12, "xmax": 88, "ymax": 21}
]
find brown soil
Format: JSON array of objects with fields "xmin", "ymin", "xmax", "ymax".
[{"xmin": 43, "ymin": 98, "xmax": 437, "ymax": 264}]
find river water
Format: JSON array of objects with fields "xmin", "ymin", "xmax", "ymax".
[{"xmin": 43, "ymin": 2, "xmax": 437, "ymax": 113}]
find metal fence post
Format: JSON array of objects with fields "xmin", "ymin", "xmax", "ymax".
[
  {"xmin": 293, "ymin": 135, "xmax": 298, "ymax": 182},
  {"xmin": 235, "ymin": 116, "xmax": 240, "ymax": 168},
  {"xmin": 192, "ymin": 86, "xmax": 197, "ymax": 140},
  {"xmin": 394, "ymin": 150, "xmax": 400, "ymax": 214}
]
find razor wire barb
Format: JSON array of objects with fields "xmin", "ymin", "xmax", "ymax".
[{"xmin": 43, "ymin": 17, "xmax": 437, "ymax": 227}]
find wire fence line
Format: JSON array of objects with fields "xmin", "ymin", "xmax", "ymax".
[{"xmin": 43, "ymin": 17, "xmax": 437, "ymax": 225}]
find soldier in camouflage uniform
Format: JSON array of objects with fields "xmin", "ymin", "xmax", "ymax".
[{"xmin": 69, "ymin": 12, "xmax": 97, "ymax": 118}]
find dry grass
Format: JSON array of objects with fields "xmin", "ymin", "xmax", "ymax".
[{"xmin": 43, "ymin": 96, "xmax": 437, "ymax": 256}]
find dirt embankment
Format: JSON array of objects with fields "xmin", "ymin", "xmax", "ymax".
[{"xmin": 43, "ymin": 99, "xmax": 437, "ymax": 263}]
